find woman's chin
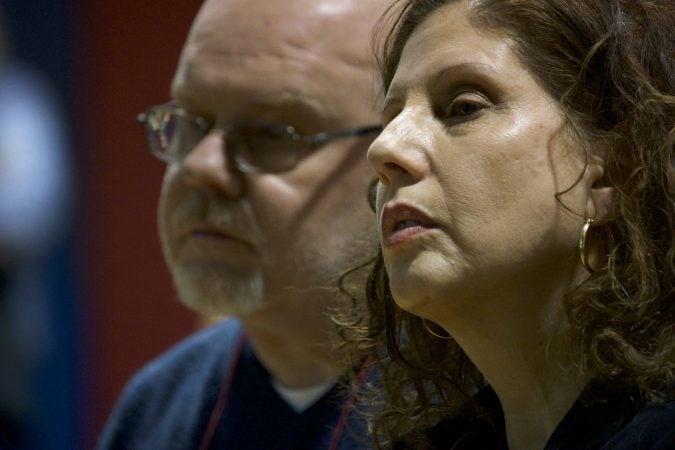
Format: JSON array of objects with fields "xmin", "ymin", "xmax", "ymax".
[{"xmin": 389, "ymin": 277, "xmax": 443, "ymax": 317}]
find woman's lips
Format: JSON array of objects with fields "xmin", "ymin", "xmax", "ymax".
[{"xmin": 381, "ymin": 203, "xmax": 439, "ymax": 247}]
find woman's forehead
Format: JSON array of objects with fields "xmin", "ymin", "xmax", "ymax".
[{"xmin": 388, "ymin": 2, "xmax": 516, "ymax": 99}]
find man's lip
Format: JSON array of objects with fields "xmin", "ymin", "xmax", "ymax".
[
  {"xmin": 180, "ymin": 222, "xmax": 252, "ymax": 246},
  {"xmin": 380, "ymin": 203, "xmax": 439, "ymax": 246},
  {"xmin": 190, "ymin": 228, "xmax": 231, "ymax": 239}
]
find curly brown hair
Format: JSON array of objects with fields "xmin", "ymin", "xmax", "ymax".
[{"xmin": 336, "ymin": 0, "xmax": 674, "ymax": 447}]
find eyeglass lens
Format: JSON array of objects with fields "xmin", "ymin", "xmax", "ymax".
[{"xmin": 230, "ymin": 124, "xmax": 309, "ymax": 173}]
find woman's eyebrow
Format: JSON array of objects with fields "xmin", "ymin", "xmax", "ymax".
[
  {"xmin": 427, "ymin": 62, "xmax": 499, "ymax": 88},
  {"xmin": 383, "ymin": 62, "xmax": 499, "ymax": 116}
]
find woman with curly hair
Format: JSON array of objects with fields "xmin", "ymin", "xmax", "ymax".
[{"xmin": 352, "ymin": 0, "xmax": 674, "ymax": 448}]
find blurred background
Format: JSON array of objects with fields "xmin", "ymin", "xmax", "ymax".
[{"xmin": 0, "ymin": 1, "xmax": 203, "ymax": 448}]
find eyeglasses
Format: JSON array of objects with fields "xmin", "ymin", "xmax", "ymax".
[{"xmin": 137, "ymin": 103, "xmax": 382, "ymax": 174}]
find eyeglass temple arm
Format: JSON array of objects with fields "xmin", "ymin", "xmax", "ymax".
[{"xmin": 303, "ymin": 125, "xmax": 382, "ymax": 145}]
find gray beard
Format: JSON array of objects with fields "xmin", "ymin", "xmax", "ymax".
[{"xmin": 170, "ymin": 264, "xmax": 265, "ymax": 317}]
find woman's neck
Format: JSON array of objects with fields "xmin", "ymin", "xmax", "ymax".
[{"xmin": 433, "ymin": 277, "xmax": 588, "ymax": 450}]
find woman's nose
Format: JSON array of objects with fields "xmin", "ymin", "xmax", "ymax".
[
  {"xmin": 367, "ymin": 118, "xmax": 427, "ymax": 187},
  {"xmin": 180, "ymin": 131, "xmax": 244, "ymax": 198}
]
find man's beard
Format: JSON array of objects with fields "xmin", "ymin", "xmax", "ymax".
[{"xmin": 170, "ymin": 262, "xmax": 265, "ymax": 317}]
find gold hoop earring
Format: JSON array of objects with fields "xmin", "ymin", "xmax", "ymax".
[
  {"xmin": 423, "ymin": 319, "xmax": 451, "ymax": 340},
  {"xmin": 579, "ymin": 218, "xmax": 595, "ymax": 273}
]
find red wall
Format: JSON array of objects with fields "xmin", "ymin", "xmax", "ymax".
[{"xmin": 78, "ymin": 2, "xmax": 203, "ymax": 442}]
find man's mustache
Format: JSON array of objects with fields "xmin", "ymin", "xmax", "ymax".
[{"xmin": 169, "ymin": 189, "xmax": 265, "ymax": 247}]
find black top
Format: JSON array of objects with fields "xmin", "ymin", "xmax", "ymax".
[{"xmin": 427, "ymin": 386, "xmax": 675, "ymax": 449}]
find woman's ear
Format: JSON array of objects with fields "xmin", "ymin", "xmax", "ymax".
[{"xmin": 584, "ymin": 155, "xmax": 616, "ymax": 223}]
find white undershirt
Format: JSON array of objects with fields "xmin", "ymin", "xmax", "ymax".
[{"xmin": 270, "ymin": 379, "xmax": 335, "ymax": 413}]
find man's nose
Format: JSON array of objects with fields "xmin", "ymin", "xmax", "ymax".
[{"xmin": 180, "ymin": 131, "xmax": 244, "ymax": 198}]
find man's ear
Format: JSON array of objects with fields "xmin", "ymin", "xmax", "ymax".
[{"xmin": 584, "ymin": 155, "xmax": 616, "ymax": 223}]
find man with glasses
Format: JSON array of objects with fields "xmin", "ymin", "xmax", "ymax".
[{"xmin": 97, "ymin": 0, "xmax": 384, "ymax": 448}]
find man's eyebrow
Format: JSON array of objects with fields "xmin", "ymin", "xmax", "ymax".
[
  {"xmin": 245, "ymin": 93, "xmax": 354, "ymax": 131},
  {"xmin": 172, "ymin": 92, "xmax": 331, "ymax": 129},
  {"xmin": 251, "ymin": 93, "xmax": 323, "ymax": 118}
]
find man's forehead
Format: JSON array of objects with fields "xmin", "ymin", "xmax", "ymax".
[
  {"xmin": 171, "ymin": 0, "xmax": 384, "ymax": 124},
  {"xmin": 187, "ymin": 0, "xmax": 377, "ymax": 56}
]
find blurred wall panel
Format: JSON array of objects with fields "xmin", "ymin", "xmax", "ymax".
[{"xmin": 77, "ymin": 1, "xmax": 202, "ymax": 443}]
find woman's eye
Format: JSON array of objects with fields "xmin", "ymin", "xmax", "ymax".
[
  {"xmin": 452, "ymin": 102, "xmax": 480, "ymax": 116},
  {"xmin": 443, "ymin": 93, "xmax": 488, "ymax": 122}
]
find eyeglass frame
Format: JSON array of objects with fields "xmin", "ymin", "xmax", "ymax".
[{"xmin": 137, "ymin": 103, "xmax": 382, "ymax": 174}]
